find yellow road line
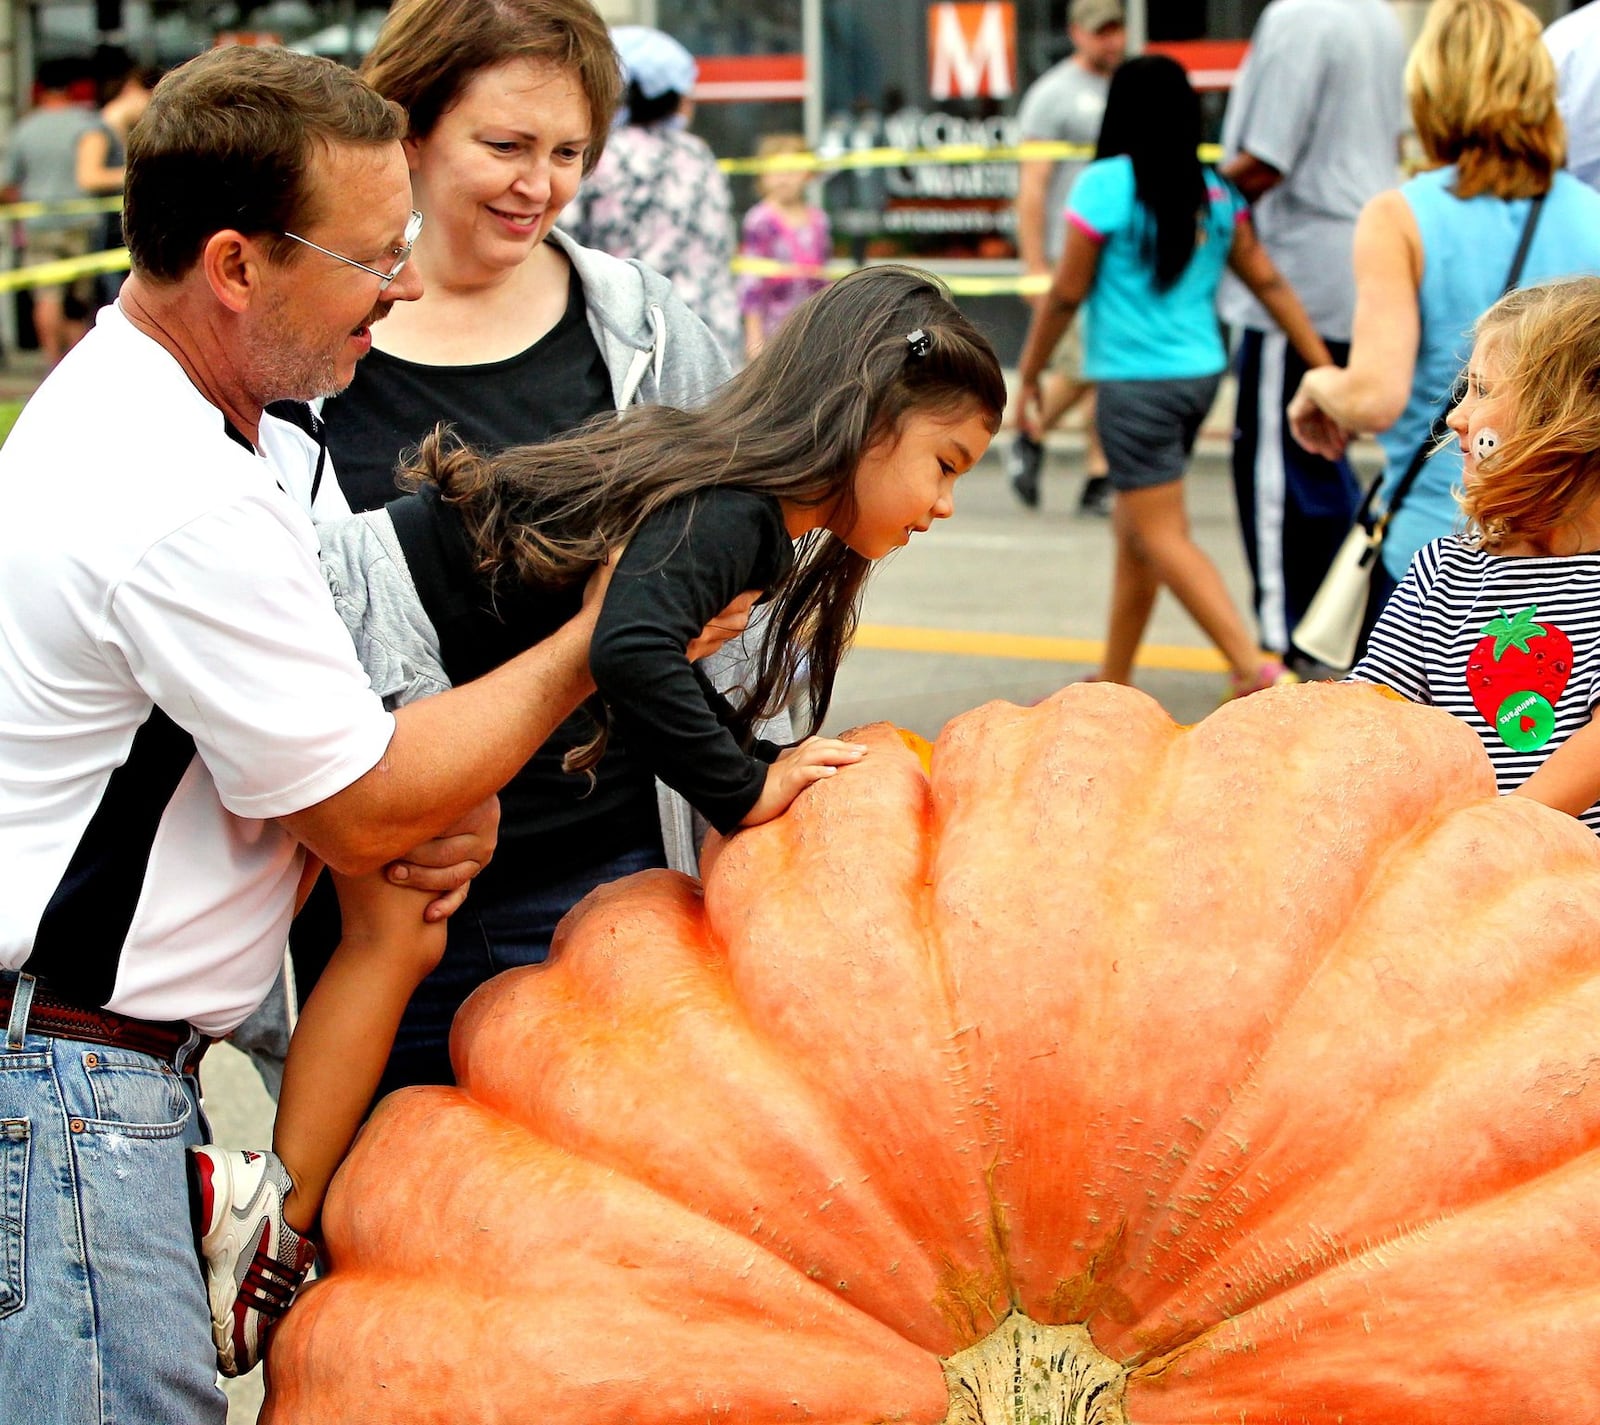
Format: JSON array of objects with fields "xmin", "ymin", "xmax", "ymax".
[{"xmin": 855, "ymin": 623, "xmax": 1228, "ymax": 673}]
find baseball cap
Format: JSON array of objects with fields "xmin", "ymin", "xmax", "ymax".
[
  {"xmin": 611, "ymin": 25, "xmax": 697, "ymax": 101},
  {"xmin": 1069, "ymin": 0, "xmax": 1126, "ymax": 32}
]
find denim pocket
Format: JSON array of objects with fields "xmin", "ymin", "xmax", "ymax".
[
  {"xmin": 0, "ymin": 1118, "xmax": 28, "ymax": 1320},
  {"xmin": 82, "ymin": 1051, "xmax": 190, "ymax": 1139}
]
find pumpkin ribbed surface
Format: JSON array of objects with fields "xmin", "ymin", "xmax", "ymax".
[{"xmin": 264, "ymin": 682, "xmax": 1600, "ymax": 1424}]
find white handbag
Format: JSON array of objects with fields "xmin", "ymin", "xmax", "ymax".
[{"xmin": 1292, "ymin": 516, "xmax": 1383, "ymax": 671}]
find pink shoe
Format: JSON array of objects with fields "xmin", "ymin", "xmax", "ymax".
[{"xmin": 1228, "ymin": 658, "xmax": 1299, "ymax": 701}]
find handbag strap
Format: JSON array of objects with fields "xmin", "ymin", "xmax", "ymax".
[{"xmin": 1377, "ymin": 192, "xmax": 1547, "ymax": 527}]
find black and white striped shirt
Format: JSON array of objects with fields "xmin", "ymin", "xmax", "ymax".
[{"xmin": 1351, "ymin": 536, "xmax": 1600, "ymax": 834}]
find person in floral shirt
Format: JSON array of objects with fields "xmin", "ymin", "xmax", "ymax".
[{"xmin": 562, "ymin": 25, "xmax": 741, "ymax": 363}]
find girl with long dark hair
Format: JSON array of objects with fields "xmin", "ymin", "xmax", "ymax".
[
  {"xmin": 1017, "ymin": 54, "xmax": 1335, "ymax": 698},
  {"xmin": 191, "ymin": 266, "xmax": 1007, "ymax": 1363}
]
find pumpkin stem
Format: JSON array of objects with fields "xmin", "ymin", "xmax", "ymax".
[{"xmin": 940, "ymin": 1312, "xmax": 1128, "ymax": 1425}]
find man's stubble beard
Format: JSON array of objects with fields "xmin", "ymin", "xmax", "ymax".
[{"xmin": 251, "ymin": 293, "xmax": 392, "ymax": 405}]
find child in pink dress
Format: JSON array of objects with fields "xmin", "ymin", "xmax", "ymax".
[{"xmin": 739, "ymin": 133, "xmax": 832, "ymax": 359}]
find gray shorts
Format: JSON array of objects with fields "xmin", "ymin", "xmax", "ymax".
[{"xmin": 1094, "ymin": 373, "xmax": 1222, "ymax": 492}]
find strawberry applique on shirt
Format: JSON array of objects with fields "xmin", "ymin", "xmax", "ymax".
[{"xmin": 1466, "ymin": 605, "xmax": 1573, "ymax": 752}]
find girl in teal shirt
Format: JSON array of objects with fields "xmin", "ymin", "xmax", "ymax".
[{"xmin": 1017, "ymin": 55, "xmax": 1335, "ymax": 699}]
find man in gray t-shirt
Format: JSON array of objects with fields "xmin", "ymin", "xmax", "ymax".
[
  {"xmin": 2, "ymin": 61, "xmax": 101, "ymax": 365},
  {"xmin": 1546, "ymin": 2, "xmax": 1600, "ymax": 191},
  {"xmin": 1217, "ymin": 0, "xmax": 1404, "ymax": 669},
  {"xmin": 1007, "ymin": 0, "xmax": 1125, "ymax": 514}
]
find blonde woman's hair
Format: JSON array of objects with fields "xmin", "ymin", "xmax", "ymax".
[
  {"xmin": 756, "ymin": 131, "xmax": 812, "ymax": 198},
  {"xmin": 1458, "ymin": 277, "xmax": 1600, "ymax": 550},
  {"xmin": 1407, "ymin": 0, "xmax": 1565, "ymax": 199}
]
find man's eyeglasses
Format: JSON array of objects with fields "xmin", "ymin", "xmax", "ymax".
[{"xmin": 279, "ymin": 209, "xmax": 424, "ymax": 289}]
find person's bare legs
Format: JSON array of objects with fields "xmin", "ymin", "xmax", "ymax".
[
  {"xmin": 273, "ymin": 871, "xmax": 447, "ymax": 1234},
  {"xmin": 1097, "ymin": 492, "xmax": 1161, "ymax": 684},
  {"xmin": 1038, "ymin": 371, "xmax": 1092, "ymax": 429},
  {"xmin": 31, "ymin": 293, "xmax": 84, "ymax": 367},
  {"xmin": 1040, "ymin": 375, "xmax": 1110, "ymax": 476},
  {"xmin": 1116, "ymin": 478, "xmax": 1266, "ymax": 682},
  {"xmin": 1079, "ymin": 390, "xmax": 1108, "ymax": 480}
]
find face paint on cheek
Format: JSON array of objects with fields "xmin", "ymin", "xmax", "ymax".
[{"xmin": 1474, "ymin": 428, "xmax": 1502, "ymax": 461}]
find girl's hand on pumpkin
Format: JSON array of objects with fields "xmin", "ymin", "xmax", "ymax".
[{"xmin": 742, "ymin": 736, "xmax": 868, "ymax": 826}]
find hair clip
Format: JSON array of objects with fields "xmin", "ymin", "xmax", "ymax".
[{"xmin": 905, "ymin": 328, "xmax": 931, "ymax": 358}]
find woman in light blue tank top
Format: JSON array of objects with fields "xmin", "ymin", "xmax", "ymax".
[{"xmin": 1289, "ymin": 0, "xmax": 1600, "ymax": 642}]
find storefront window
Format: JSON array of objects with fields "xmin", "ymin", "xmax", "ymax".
[
  {"xmin": 660, "ymin": 0, "xmax": 1272, "ymax": 350},
  {"xmin": 664, "ymin": 0, "xmax": 1269, "ymax": 260},
  {"xmin": 27, "ymin": 0, "xmax": 391, "ymax": 71}
]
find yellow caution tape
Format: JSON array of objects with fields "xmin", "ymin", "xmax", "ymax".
[
  {"xmin": 0, "ymin": 246, "xmax": 130, "ymax": 294},
  {"xmin": 0, "ymin": 196, "xmax": 122, "ymax": 221},
  {"xmin": 5, "ymin": 248, "xmax": 1045, "ymax": 298},
  {"xmin": 732, "ymin": 254, "xmax": 1051, "ymax": 298},
  {"xmin": 720, "ymin": 141, "xmax": 1224, "ymax": 176},
  {"xmin": 0, "ymin": 131, "xmax": 1241, "ymax": 299}
]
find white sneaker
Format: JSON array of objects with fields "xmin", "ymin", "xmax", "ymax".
[{"xmin": 188, "ymin": 1145, "xmax": 317, "ymax": 1376}]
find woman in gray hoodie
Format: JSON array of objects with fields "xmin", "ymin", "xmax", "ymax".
[{"xmin": 271, "ymin": 0, "xmax": 780, "ymax": 1095}]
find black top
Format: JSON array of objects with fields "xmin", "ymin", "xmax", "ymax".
[
  {"xmin": 592, "ymin": 487, "xmax": 793, "ymax": 832},
  {"xmin": 322, "ymin": 264, "xmax": 613, "ymax": 514},
  {"xmin": 321, "ymin": 264, "xmax": 654, "ymax": 876},
  {"xmin": 391, "ymin": 484, "xmax": 792, "ymax": 835}
]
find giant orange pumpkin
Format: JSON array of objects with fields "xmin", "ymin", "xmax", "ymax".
[{"xmin": 264, "ymin": 682, "xmax": 1600, "ymax": 1423}]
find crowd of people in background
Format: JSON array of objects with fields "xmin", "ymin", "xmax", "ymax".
[
  {"xmin": 6, "ymin": 0, "xmax": 1600, "ymax": 1418},
  {"xmin": 1009, "ymin": 0, "xmax": 1125, "ymax": 514},
  {"xmin": 1010, "ymin": 0, "xmax": 1600, "ymax": 694},
  {"xmin": 0, "ymin": 51, "xmax": 160, "ymax": 363}
]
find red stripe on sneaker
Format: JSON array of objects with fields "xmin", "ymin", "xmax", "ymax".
[{"xmin": 191, "ymin": 1150, "xmax": 217, "ymax": 1234}]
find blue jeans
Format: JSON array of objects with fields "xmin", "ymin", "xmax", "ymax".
[
  {"xmin": 376, "ymin": 842, "xmax": 666, "ymax": 1095},
  {"xmin": 0, "ymin": 978, "xmax": 224, "ymax": 1424}
]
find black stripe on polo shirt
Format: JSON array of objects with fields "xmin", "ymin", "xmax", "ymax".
[
  {"xmin": 24, "ymin": 706, "xmax": 197, "ymax": 1008},
  {"xmin": 265, "ymin": 401, "xmax": 328, "ymax": 506}
]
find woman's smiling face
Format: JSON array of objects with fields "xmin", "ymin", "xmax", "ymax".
[{"xmin": 405, "ymin": 57, "xmax": 592, "ymax": 280}]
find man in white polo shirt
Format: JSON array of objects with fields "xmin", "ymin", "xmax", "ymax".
[{"xmin": 0, "ymin": 47, "xmax": 622, "ymax": 1423}]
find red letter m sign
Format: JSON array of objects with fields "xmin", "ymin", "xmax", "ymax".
[{"xmin": 928, "ymin": 3, "xmax": 1016, "ymax": 101}]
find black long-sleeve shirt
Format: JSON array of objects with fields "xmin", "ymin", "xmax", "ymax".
[{"xmin": 591, "ymin": 487, "xmax": 794, "ymax": 831}]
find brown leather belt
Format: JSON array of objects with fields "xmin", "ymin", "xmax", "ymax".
[{"xmin": 0, "ymin": 976, "xmax": 208, "ymax": 1072}]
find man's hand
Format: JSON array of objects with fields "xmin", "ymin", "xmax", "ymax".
[
  {"xmin": 384, "ymin": 794, "xmax": 500, "ymax": 922},
  {"xmin": 580, "ymin": 546, "xmax": 622, "ymax": 617},
  {"xmin": 688, "ymin": 590, "xmax": 761, "ymax": 662},
  {"xmin": 740, "ymin": 736, "xmax": 868, "ymax": 827}
]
